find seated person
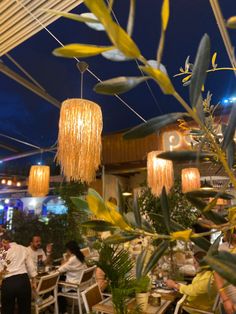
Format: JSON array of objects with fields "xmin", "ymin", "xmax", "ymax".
[
  {"xmin": 58, "ymin": 241, "xmax": 87, "ymax": 314},
  {"xmin": 165, "ymin": 251, "xmax": 217, "ymax": 314},
  {"xmin": 28, "ymin": 235, "xmax": 52, "ymax": 271}
]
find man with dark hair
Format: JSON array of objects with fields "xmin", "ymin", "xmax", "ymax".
[
  {"xmin": 27, "ymin": 235, "xmax": 52, "ymax": 270},
  {"xmin": 0, "ymin": 232, "xmax": 37, "ymax": 314}
]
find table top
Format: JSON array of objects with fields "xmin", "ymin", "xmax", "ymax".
[{"xmin": 92, "ymin": 296, "xmax": 172, "ymax": 314}]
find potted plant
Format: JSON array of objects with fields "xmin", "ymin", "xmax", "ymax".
[{"xmin": 134, "ymin": 276, "xmax": 150, "ymax": 312}]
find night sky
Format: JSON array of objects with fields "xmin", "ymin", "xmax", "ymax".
[{"xmin": 0, "ymin": 0, "xmax": 236, "ymax": 170}]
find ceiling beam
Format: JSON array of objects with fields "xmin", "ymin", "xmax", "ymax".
[{"xmin": 0, "ymin": 61, "xmax": 61, "ymax": 108}]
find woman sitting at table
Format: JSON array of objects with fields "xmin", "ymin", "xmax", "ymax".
[
  {"xmin": 165, "ymin": 251, "xmax": 217, "ymax": 314},
  {"xmin": 58, "ymin": 241, "xmax": 87, "ymax": 314}
]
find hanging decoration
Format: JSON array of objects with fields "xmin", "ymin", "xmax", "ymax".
[
  {"xmin": 147, "ymin": 151, "xmax": 174, "ymax": 197},
  {"xmin": 56, "ymin": 98, "xmax": 103, "ymax": 183},
  {"xmin": 28, "ymin": 165, "xmax": 50, "ymax": 197},
  {"xmin": 181, "ymin": 167, "xmax": 201, "ymax": 193}
]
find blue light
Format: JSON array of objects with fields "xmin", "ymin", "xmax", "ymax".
[
  {"xmin": 37, "ymin": 161, "xmax": 42, "ymax": 165},
  {"xmin": 223, "ymin": 99, "xmax": 229, "ymax": 104}
]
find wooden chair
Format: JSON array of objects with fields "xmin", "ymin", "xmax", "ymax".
[
  {"xmin": 80, "ymin": 247, "xmax": 91, "ymax": 257},
  {"xmin": 57, "ymin": 265, "xmax": 96, "ymax": 314},
  {"xmin": 81, "ymin": 283, "xmax": 104, "ymax": 313},
  {"xmin": 32, "ymin": 272, "xmax": 60, "ymax": 314},
  {"xmin": 174, "ymin": 294, "xmax": 220, "ymax": 314}
]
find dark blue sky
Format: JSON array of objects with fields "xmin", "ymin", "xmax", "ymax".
[{"xmin": 0, "ymin": 0, "xmax": 236, "ymax": 168}]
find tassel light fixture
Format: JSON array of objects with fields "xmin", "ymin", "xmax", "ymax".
[
  {"xmin": 28, "ymin": 165, "xmax": 50, "ymax": 197},
  {"xmin": 181, "ymin": 168, "xmax": 201, "ymax": 193},
  {"xmin": 56, "ymin": 98, "xmax": 103, "ymax": 183},
  {"xmin": 147, "ymin": 151, "xmax": 174, "ymax": 197},
  {"xmin": 56, "ymin": 62, "xmax": 103, "ymax": 183}
]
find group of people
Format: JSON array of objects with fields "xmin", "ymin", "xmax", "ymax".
[{"xmin": 0, "ymin": 233, "xmax": 87, "ymax": 314}]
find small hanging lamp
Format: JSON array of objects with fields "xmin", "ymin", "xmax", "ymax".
[
  {"xmin": 56, "ymin": 62, "xmax": 103, "ymax": 183},
  {"xmin": 181, "ymin": 168, "xmax": 200, "ymax": 193},
  {"xmin": 147, "ymin": 151, "xmax": 174, "ymax": 197},
  {"xmin": 28, "ymin": 165, "xmax": 50, "ymax": 197}
]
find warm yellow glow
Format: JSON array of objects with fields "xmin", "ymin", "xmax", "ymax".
[
  {"xmin": 56, "ymin": 98, "xmax": 103, "ymax": 183},
  {"xmin": 181, "ymin": 168, "xmax": 200, "ymax": 193},
  {"xmin": 16, "ymin": 182, "xmax": 21, "ymax": 187},
  {"xmin": 1, "ymin": 179, "xmax": 6, "ymax": 184},
  {"xmin": 28, "ymin": 165, "xmax": 50, "ymax": 197},
  {"xmin": 7, "ymin": 180, "xmax": 12, "ymax": 186},
  {"xmin": 147, "ymin": 151, "xmax": 174, "ymax": 197}
]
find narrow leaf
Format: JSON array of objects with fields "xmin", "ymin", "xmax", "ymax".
[
  {"xmin": 192, "ymin": 237, "xmax": 211, "ymax": 252},
  {"xmin": 227, "ymin": 16, "xmax": 236, "ymax": 29},
  {"xmin": 94, "ymin": 76, "xmax": 149, "ymax": 95},
  {"xmin": 47, "ymin": 10, "xmax": 98, "ymax": 23},
  {"xmin": 117, "ymin": 183, "xmax": 125, "ymax": 215},
  {"xmin": 160, "ymin": 187, "xmax": 171, "ymax": 233},
  {"xmin": 143, "ymin": 241, "xmax": 169, "ymax": 276},
  {"xmin": 123, "ymin": 112, "xmax": 189, "ymax": 140},
  {"xmin": 102, "ymin": 49, "xmax": 130, "ymax": 61},
  {"xmin": 190, "ymin": 34, "xmax": 210, "ymax": 107},
  {"xmin": 139, "ymin": 66, "xmax": 175, "ymax": 94},
  {"xmin": 136, "ymin": 249, "xmax": 147, "ymax": 279},
  {"xmin": 207, "ymin": 234, "xmax": 221, "ymax": 256},
  {"xmin": 71, "ymin": 197, "xmax": 89, "ymax": 211},
  {"xmin": 211, "ymin": 52, "xmax": 217, "ymax": 68},
  {"xmin": 53, "ymin": 44, "xmax": 114, "ymax": 58},
  {"xmin": 221, "ymin": 106, "xmax": 236, "ymax": 150},
  {"xmin": 84, "ymin": 0, "xmax": 141, "ymax": 58},
  {"xmin": 81, "ymin": 13, "xmax": 105, "ymax": 31},
  {"xmin": 133, "ymin": 194, "xmax": 142, "ymax": 228},
  {"xmin": 157, "ymin": 150, "xmax": 215, "ymax": 162},
  {"xmin": 82, "ymin": 220, "xmax": 117, "ymax": 231},
  {"xmin": 161, "ymin": 0, "xmax": 169, "ymax": 31},
  {"xmin": 104, "ymin": 232, "xmax": 138, "ymax": 244},
  {"xmin": 186, "ymin": 189, "xmax": 233, "ymax": 200},
  {"xmin": 127, "ymin": 0, "xmax": 136, "ymax": 36}
]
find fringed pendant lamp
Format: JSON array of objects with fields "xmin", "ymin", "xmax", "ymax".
[
  {"xmin": 28, "ymin": 165, "xmax": 50, "ymax": 197},
  {"xmin": 56, "ymin": 62, "xmax": 103, "ymax": 183},
  {"xmin": 181, "ymin": 168, "xmax": 200, "ymax": 193},
  {"xmin": 147, "ymin": 151, "xmax": 174, "ymax": 197}
]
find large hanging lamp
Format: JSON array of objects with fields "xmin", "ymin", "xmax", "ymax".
[
  {"xmin": 147, "ymin": 151, "xmax": 174, "ymax": 197},
  {"xmin": 181, "ymin": 168, "xmax": 201, "ymax": 193},
  {"xmin": 28, "ymin": 165, "xmax": 50, "ymax": 197},
  {"xmin": 56, "ymin": 98, "xmax": 103, "ymax": 183}
]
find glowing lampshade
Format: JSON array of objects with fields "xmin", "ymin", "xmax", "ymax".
[
  {"xmin": 7, "ymin": 180, "xmax": 12, "ymax": 186},
  {"xmin": 28, "ymin": 165, "xmax": 50, "ymax": 197},
  {"xmin": 1, "ymin": 179, "xmax": 6, "ymax": 184},
  {"xmin": 56, "ymin": 98, "xmax": 103, "ymax": 183},
  {"xmin": 181, "ymin": 168, "xmax": 200, "ymax": 193},
  {"xmin": 16, "ymin": 182, "xmax": 21, "ymax": 187},
  {"xmin": 147, "ymin": 151, "xmax": 174, "ymax": 197}
]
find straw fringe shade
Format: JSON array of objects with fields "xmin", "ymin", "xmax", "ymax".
[
  {"xmin": 28, "ymin": 165, "xmax": 50, "ymax": 197},
  {"xmin": 181, "ymin": 168, "xmax": 200, "ymax": 193},
  {"xmin": 56, "ymin": 98, "xmax": 103, "ymax": 183},
  {"xmin": 147, "ymin": 151, "xmax": 174, "ymax": 197}
]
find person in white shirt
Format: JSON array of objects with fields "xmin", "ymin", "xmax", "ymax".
[
  {"xmin": 27, "ymin": 235, "xmax": 53, "ymax": 271},
  {"xmin": 0, "ymin": 232, "xmax": 37, "ymax": 314},
  {"xmin": 58, "ymin": 241, "xmax": 87, "ymax": 314}
]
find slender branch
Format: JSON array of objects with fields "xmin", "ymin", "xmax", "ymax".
[{"xmin": 174, "ymin": 67, "xmax": 236, "ymax": 78}]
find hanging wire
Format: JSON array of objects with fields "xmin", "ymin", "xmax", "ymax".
[
  {"xmin": 0, "ymin": 133, "xmax": 41, "ymax": 149},
  {"xmin": 15, "ymin": 0, "xmax": 147, "ymax": 123},
  {"xmin": 106, "ymin": 0, "xmax": 163, "ymax": 114}
]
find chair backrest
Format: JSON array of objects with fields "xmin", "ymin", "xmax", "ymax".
[
  {"xmin": 81, "ymin": 283, "xmax": 103, "ymax": 313},
  {"xmin": 37, "ymin": 272, "xmax": 60, "ymax": 295},
  {"xmin": 81, "ymin": 247, "xmax": 90, "ymax": 257},
  {"xmin": 79, "ymin": 265, "xmax": 96, "ymax": 284}
]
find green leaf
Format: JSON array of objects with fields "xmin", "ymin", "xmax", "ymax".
[
  {"xmin": 186, "ymin": 189, "xmax": 233, "ymax": 200},
  {"xmin": 205, "ymin": 252, "xmax": 236, "ymax": 286},
  {"xmin": 226, "ymin": 16, "xmax": 236, "ymax": 29},
  {"xmin": 191, "ymin": 237, "xmax": 211, "ymax": 252},
  {"xmin": 123, "ymin": 112, "xmax": 189, "ymax": 140},
  {"xmin": 53, "ymin": 44, "xmax": 114, "ymax": 58},
  {"xmin": 160, "ymin": 187, "xmax": 171, "ymax": 233},
  {"xmin": 136, "ymin": 249, "xmax": 147, "ymax": 279},
  {"xmin": 139, "ymin": 66, "xmax": 175, "ymax": 95},
  {"xmin": 104, "ymin": 232, "xmax": 138, "ymax": 244},
  {"xmin": 207, "ymin": 234, "xmax": 221, "ymax": 256},
  {"xmin": 133, "ymin": 194, "xmax": 142, "ymax": 228},
  {"xmin": 222, "ymin": 106, "xmax": 236, "ymax": 150},
  {"xmin": 157, "ymin": 150, "xmax": 215, "ymax": 162},
  {"xmin": 125, "ymin": 212, "xmax": 155, "ymax": 233},
  {"xmin": 47, "ymin": 10, "xmax": 99, "ymax": 23},
  {"xmin": 117, "ymin": 183, "xmax": 125, "ymax": 215},
  {"xmin": 190, "ymin": 34, "xmax": 210, "ymax": 107},
  {"xmin": 81, "ymin": 220, "xmax": 117, "ymax": 231},
  {"xmin": 71, "ymin": 197, "xmax": 89, "ymax": 211},
  {"xmin": 84, "ymin": 0, "xmax": 141, "ymax": 58},
  {"xmin": 143, "ymin": 241, "xmax": 169, "ymax": 276},
  {"xmin": 94, "ymin": 76, "xmax": 149, "ymax": 95}
]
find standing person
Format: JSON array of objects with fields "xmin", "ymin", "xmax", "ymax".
[
  {"xmin": 28, "ymin": 235, "xmax": 53, "ymax": 270},
  {"xmin": 0, "ymin": 232, "xmax": 37, "ymax": 314},
  {"xmin": 58, "ymin": 241, "xmax": 87, "ymax": 314}
]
